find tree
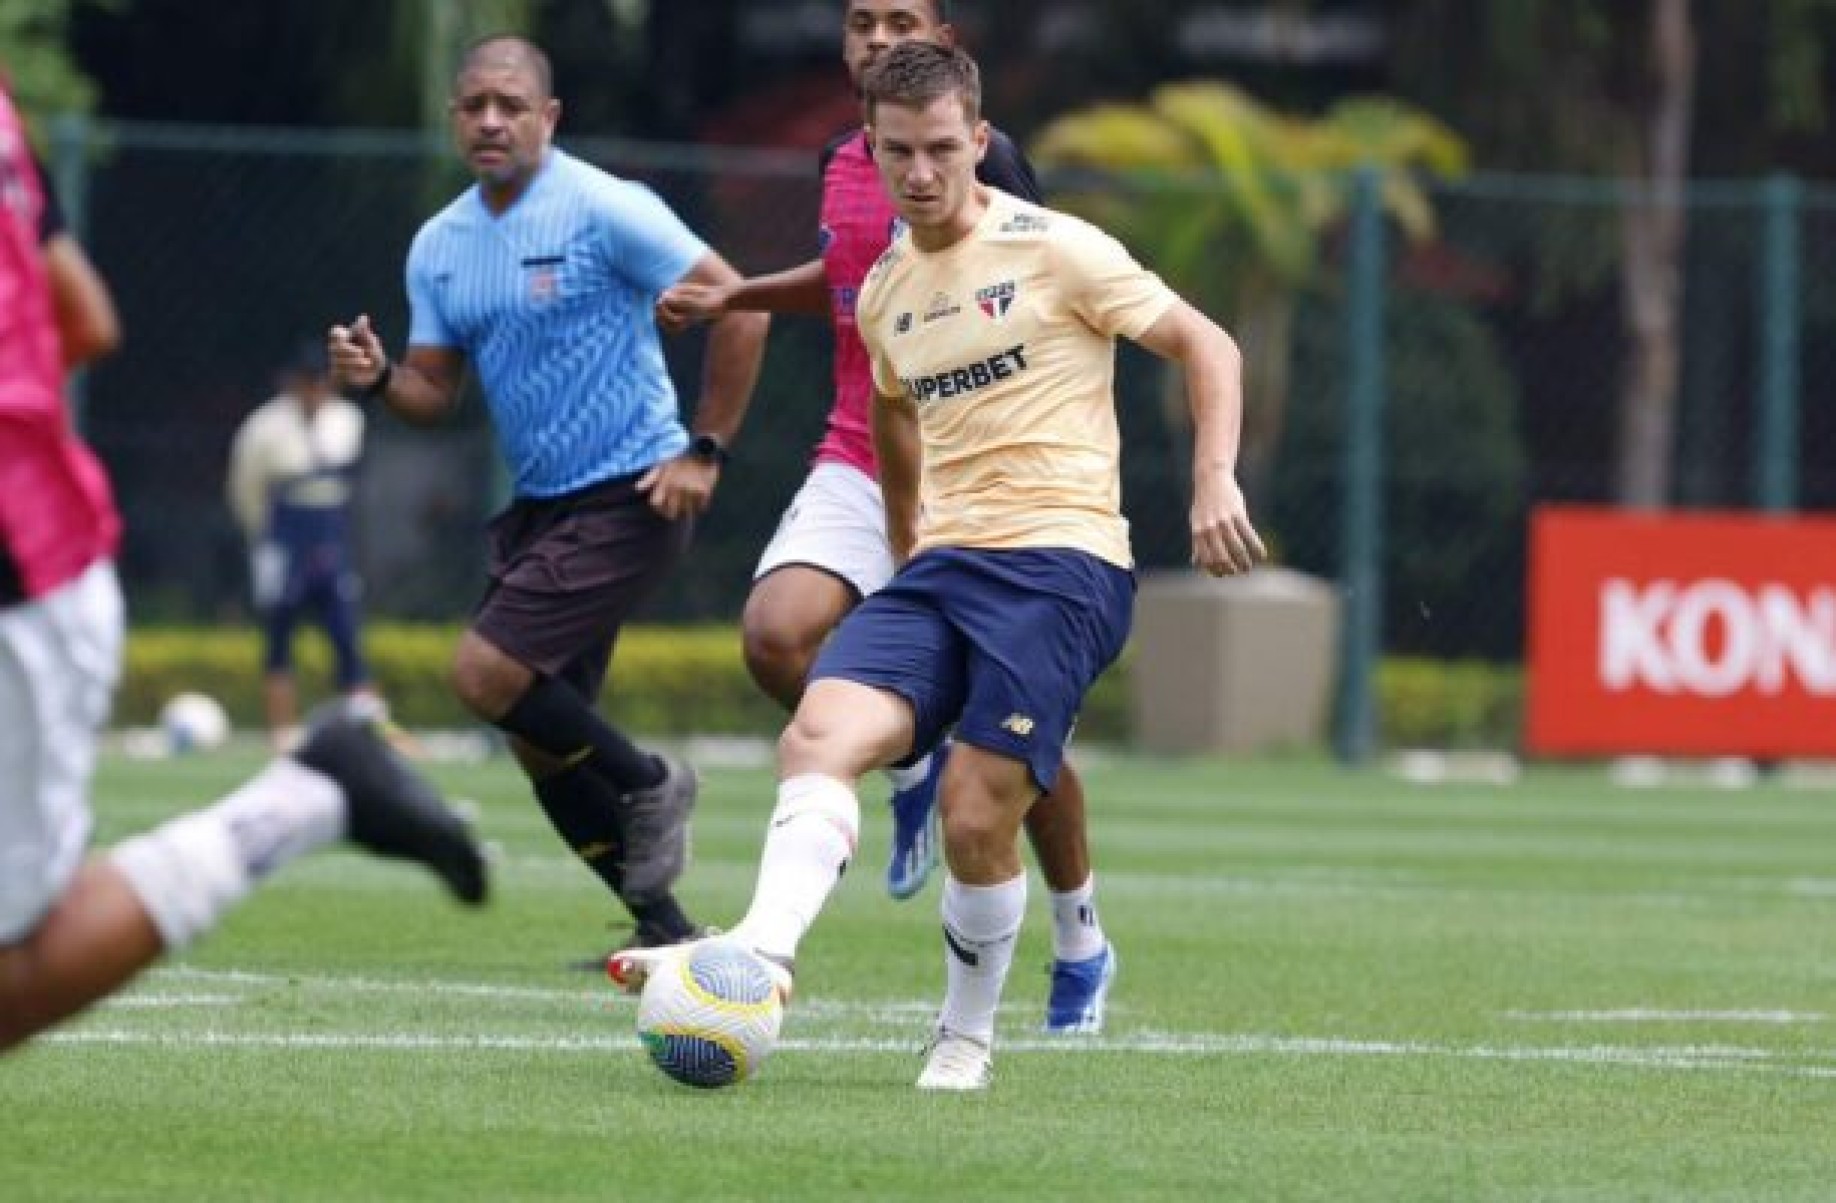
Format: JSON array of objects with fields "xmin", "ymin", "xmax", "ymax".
[
  {"xmin": 1030, "ymin": 81, "xmax": 1467, "ymax": 501},
  {"xmin": 1387, "ymin": 0, "xmax": 1836, "ymax": 506},
  {"xmin": 0, "ymin": 0, "xmax": 115, "ymax": 121},
  {"xmin": 1617, "ymin": 0, "xmax": 1693, "ymax": 508},
  {"xmin": 386, "ymin": 0, "xmax": 537, "ymax": 132}
]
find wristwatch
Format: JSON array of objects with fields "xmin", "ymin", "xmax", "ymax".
[{"xmin": 689, "ymin": 433, "xmax": 731, "ymax": 466}]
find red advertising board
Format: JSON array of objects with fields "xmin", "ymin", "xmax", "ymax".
[{"xmin": 1527, "ymin": 506, "xmax": 1836, "ymax": 757}]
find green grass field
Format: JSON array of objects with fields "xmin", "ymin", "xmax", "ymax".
[{"xmin": 8, "ymin": 748, "xmax": 1836, "ymax": 1200}]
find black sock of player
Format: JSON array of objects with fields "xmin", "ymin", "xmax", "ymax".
[
  {"xmin": 534, "ymin": 767, "xmax": 698, "ymax": 937},
  {"xmin": 498, "ymin": 675, "xmax": 665, "ymax": 793},
  {"xmin": 532, "ymin": 766, "xmax": 627, "ymax": 896}
]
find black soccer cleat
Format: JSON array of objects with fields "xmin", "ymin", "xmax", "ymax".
[
  {"xmin": 291, "ymin": 701, "xmax": 488, "ymax": 906},
  {"xmin": 617, "ymin": 754, "xmax": 698, "ymax": 902}
]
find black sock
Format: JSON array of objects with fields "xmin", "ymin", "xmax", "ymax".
[
  {"xmin": 498, "ymin": 675, "xmax": 665, "ymax": 793},
  {"xmin": 532, "ymin": 766, "xmax": 628, "ymax": 896},
  {"xmin": 535, "ymin": 767, "xmax": 698, "ymax": 935}
]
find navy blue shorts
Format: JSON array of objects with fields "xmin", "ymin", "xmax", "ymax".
[
  {"xmin": 263, "ymin": 542, "xmax": 368, "ymax": 688},
  {"xmin": 811, "ymin": 547, "xmax": 1135, "ymax": 793}
]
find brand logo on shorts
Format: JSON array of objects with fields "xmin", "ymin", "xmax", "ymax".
[
  {"xmin": 1001, "ymin": 713, "xmax": 1036, "ymax": 738},
  {"xmin": 976, "ymin": 281, "xmax": 1016, "ymax": 320},
  {"xmin": 895, "ymin": 312, "xmax": 913, "ymax": 335}
]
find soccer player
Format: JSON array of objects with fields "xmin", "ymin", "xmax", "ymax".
[
  {"xmin": 227, "ymin": 341, "xmax": 375, "ymax": 750},
  {"xmin": 618, "ymin": 41, "xmax": 1265, "ymax": 1091},
  {"xmin": 327, "ymin": 36, "xmax": 769, "ymax": 953},
  {"xmin": 0, "ymin": 82, "xmax": 487, "ymax": 1055},
  {"xmin": 656, "ymin": 0, "xmax": 1118, "ymax": 1034}
]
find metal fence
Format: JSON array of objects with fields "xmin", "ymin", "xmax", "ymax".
[{"xmin": 45, "ymin": 121, "xmax": 1836, "ymax": 680}]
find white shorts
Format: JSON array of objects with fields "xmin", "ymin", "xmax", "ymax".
[
  {"xmin": 0, "ymin": 561, "xmax": 123, "ymax": 943},
  {"xmin": 753, "ymin": 461, "xmax": 895, "ymax": 600}
]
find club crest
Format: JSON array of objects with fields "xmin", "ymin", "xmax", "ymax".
[{"xmin": 976, "ymin": 281, "xmax": 1016, "ymax": 320}]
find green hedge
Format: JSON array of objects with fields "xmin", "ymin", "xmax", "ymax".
[
  {"xmin": 121, "ymin": 624, "xmax": 1521, "ymax": 749},
  {"xmin": 1377, "ymin": 657, "xmax": 1523, "ymax": 750}
]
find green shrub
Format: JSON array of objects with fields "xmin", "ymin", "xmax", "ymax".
[
  {"xmin": 122, "ymin": 625, "xmax": 1519, "ymax": 749},
  {"xmin": 1379, "ymin": 656, "xmax": 1522, "ymax": 748}
]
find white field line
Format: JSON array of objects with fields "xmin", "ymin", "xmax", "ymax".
[
  {"xmin": 38, "ymin": 1027, "xmax": 1836, "ymax": 1079},
  {"xmin": 146, "ymin": 966, "xmax": 1023, "ymax": 1017},
  {"xmin": 1505, "ymin": 1009, "xmax": 1828, "ymax": 1024},
  {"xmin": 104, "ymin": 994, "xmax": 246, "ymax": 1009},
  {"xmin": 146, "ymin": 969, "xmax": 1836, "ymax": 1030},
  {"xmin": 117, "ymin": 968, "xmax": 1836, "ymax": 1078}
]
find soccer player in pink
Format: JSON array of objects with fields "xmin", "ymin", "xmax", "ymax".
[
  {"xmin": 657, "ymin": 0, "xmax": 1117, "ymax": 1034},
  {"xmin": 0, "ymin": 81, "xmax": 486, "ymax": 1054}
]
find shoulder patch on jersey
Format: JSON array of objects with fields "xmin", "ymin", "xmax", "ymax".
[{"xmin": 864, "ymin": 243, "xmax": 904, "ymax": 285}]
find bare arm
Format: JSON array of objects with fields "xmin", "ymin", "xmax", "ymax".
[
  {"xmin": 325, "ymin": 316, "xmax": 465, "ymax": 426},
  {"xmin": 656, "ymin": 258, "xmax": 828, "ymax": 331},
  {"xmin": 872, "ymin": 388, "xmax": 922, "ymax": 567},
  {"xmin": 682, "ymin": 250, "xmax": 771, "ymax": 446},
  {"xmin": 637, "ymin": 250, "xmax": 771, "ymax": 520},
  {"xmin": 43, "ymin": 234, "xmax": 120, "ymax": 369},
  {"xmin": 1132, "ymin": 300, "xmax": 1267, "ymax": 577}
]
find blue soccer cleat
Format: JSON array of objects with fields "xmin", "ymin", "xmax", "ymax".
[
  {"xmin": 886, "ymin": 741, "xmax": 949, "ymax": 900},
  {"xmin": 1044, "ymin": 942, "xmax": 1117, "ymax": 1034}
]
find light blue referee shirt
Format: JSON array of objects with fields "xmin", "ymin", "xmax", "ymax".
[{"xmin": 406, "ymin": 148, "xmax": 706, "ymax": 498}]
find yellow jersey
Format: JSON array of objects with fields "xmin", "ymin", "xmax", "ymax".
[{"xmin": 858, "ymin": 190, "xmax": 1177, "ymax": 570}]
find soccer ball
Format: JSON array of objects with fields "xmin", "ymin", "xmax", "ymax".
[
  {"xmin": 636, "ymin": 940, "xmax": 784, "ymax": 1089},
  {"xmin": 159, "ymin": 692, "xmax": 231, "ymax": 754}
]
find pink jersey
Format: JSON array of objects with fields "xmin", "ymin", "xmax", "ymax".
[
  {"xmin": 0, "ymin": 88, "xmax": 120, "ymax": 601},
  {"xmin": 812, "ymin": 132, "xmax": 894, "ymax": 475}
]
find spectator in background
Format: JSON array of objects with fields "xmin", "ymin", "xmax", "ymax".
[
  {"xmin": 227, "ymin": 341, "xmax": 374, "ymax": 750},
  {"xmin": 0, "ymin": 79, "xmax": 486, "ymax": 1055}
]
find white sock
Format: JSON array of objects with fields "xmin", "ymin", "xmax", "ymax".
[
  {"xmin": 937, "ymin": 873, "xmax": 1026, "ymax": 1045},
  {"xmin": 109, "ymin": 759, "xmax": 345, "ymax": 949},
  {"xmin": 730, "ymin": 774, "xmax": 860, "ymax": 962},
  {"xmin": 1049, "ymin": 875, "xmax": 1107, "ymax": 962},
  {"xmin": 882, "ymin": 753, "xmax": 931, "ymax": 795}
]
